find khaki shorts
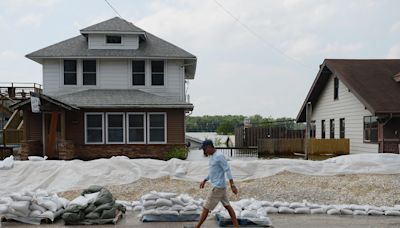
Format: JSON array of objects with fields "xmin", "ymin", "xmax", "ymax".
[{"xmin": 203, "ymin": 187, "xmax": 230, "ymax": 210}]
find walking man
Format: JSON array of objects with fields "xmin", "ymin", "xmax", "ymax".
[{"xmin": 195, "ymin": 139, "xmax": 239, "ymax": 228}]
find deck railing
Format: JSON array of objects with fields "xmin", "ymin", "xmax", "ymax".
[{"xmin": 215, "ymin": 147, "xmax": 258, "ymax": 157}]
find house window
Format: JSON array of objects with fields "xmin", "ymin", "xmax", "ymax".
[
  {"xmin": 364, "ymin": 116, "xmax": 378, "ymax": 143},
  {"xmin": 330, "ymin": 119, "xmax": 335, "ymax": 138},
  {"xmin": 310, "ymin": 120, "xmax": 316, "ymax": 138},
  {"xmin": 340, "ymin": 118, "xmax": 345, "ymax": 138},
  {"xmin": 334, "ymin": 77, "xmax": 339, "ymax": 100},
  {"xmin": 83, "ymin": 60, "xmax": 96, "ymax": 85},
  {"xmin": 151, "ymin": 61, "xmax": 164, "ymax": 86},
  {"xmin": 127, "ymin": 113, "xmax": 146, "ymax": 143},
  {"xmin": 64, "ymin": 60, "xmax": 77, "ymax": 85},
  {"xmin": 148, "ymin": 113, "xmax": 166, "ymax": 143},
  {"xmin": 106, "ymin": 35, "xmax": 122, "ymax": 44},
  {"xmin": 85, "ymin": 113, "xmax": 104, "ymax": 144},
  {"xmin": 321, "ymin": 120, "xmax": 325, "ymax": 139},
  {"xmin": 132, "ymin": 60, "xmax": 145, "ymax": 86},
  {"xmin": 106, "ymin": 113, "xmax": 125, "ymax": 144}
]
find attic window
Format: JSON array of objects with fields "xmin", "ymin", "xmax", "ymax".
[
  {"xmin": 334, "ymin": 77, "xmax": 339, "ymax": 100},
  {"xmin": 106, "ymin": 35, "xmax": 122, "ymax": 44}
]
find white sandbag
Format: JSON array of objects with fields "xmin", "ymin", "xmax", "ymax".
[
  {"xmin": 50, "ymin": 195, "xmax": 64, "ymax": 210},
  {"xmin": 157, "ymin": 210, "xmax": 179, "ymax": 216},
  {"xmin": 179, "ymin": 194, "xmax": 193, "ymax": 204},
  {"xmin": 306, "ymin": 202, "xmax": 322, "ymax": 209},
  {"xmin": 0, "ymin": 204, "xmax": 8, "ymax": 213},
  {"xmin": 278, "ymin": 207, "xmax": 294, "ymax": 214},
  {"xmin": 30, "ymin": 203, "xmax": 46, "ymax": 213},
  {"xmin": 310, "ymin": 208, "xmax": 325, "ymax": 214},
  {"xmin": 327, "ymin": 208, "xmax": 341, "ymax": 215},
  {"xmin": 10, "ymin": 193, "xmax": 32, "ymax": 202},
  {"xmin": 350, "ymin": 204, "xmax": 368, "ymax": 211},
  {"xmin": 180, "ymin": 209, "xmax": 201, "ymax": 215},
  {"xmin": 274, "ymin": 201, "xmax": 290, "ymax": 208},
  {"xmin": 290, "ymin": 202, "xmax": 305, "ymax": 209},
  {"xmin": 10, "ymin": 201, "xmax": 30, "ymax": 217},
  {"xmin": 385, "ymin": 210, "xmax": 400, "ymax": 216},
  {"xmin": 241, "ymin": 209, "xmax": 258, "ymax": 218},
  {"xmin": 37, "ymin": 210, "xmax": 55, "ymax": 221},
  {"xmin": 367, "ymin": 205, "xmax": 383, "ymax": 212},
  {"xmin": 68, "ymin": 195, "xmax": 89, "ymax": 208},
  {"xmin": 265, "ymin": 206, "xmax": 278, "ymax": 213},
  {"xmin": 0, "ymin": 155, "xmax": 14, "ymax": 170},
  {"xmin": 238, "ymin": 199, "xmax": 253, "ymax": 209},
  {"xmin": 294, "ymin": 207, "xmax": 310, "ymax": 214},
  {"xmin": 143, "ymin": 200, "xmax": 156, "ymax": 208},
  {"xmin": 353, "ymin": 210, "xmax": 367, "ymax": 215},
  {"xmin": 28, "ymin": 156, "xmax": 48, "ymax": 161},
  {"xmin": 133, "ymin": 205, "xmax": 143, "ymax": 212},
  {"xmin": 155, "ymin": 206, "xmax": 170, "ymax": 211},
  {"xmin": 257, "ymin": 207, "xmax": 268, "ymax": 217},
  {"xmin": 29, "ymin": 210, "xmax": 42, "ymax": 217},
  {"xmin": 34, "ymin": 189, "xmax": 49, "ymax": 197},
  {"xmin": 58, "ymin": 197, "xmax": 70, "ymax": 209},
  {"xmin": 171, "ymin": 204, "xmax": 184, "ymax": 211},
  {"xmin": 141, "ymin": 193, "xmax": 159, "ymax": 201},
  {"xmin": 260, "ymin": 201, "xmax": 273, "ymax": 207},
  {"xmin": 142, "ymin": 209, "xmax": 159, "ymax": 216},
  {"xmin": 171, "ymin": 197, "xmax": 186, "ymax": 206},
  {"xmin": 84, "ymin": 192, "xmax": 100, "ymax": 204},
  {"xmin": 155, "ymin": 198, "xmax": 173, "ymax": 207},
  {"xmin": 247, "ymin": 201, "xmax": 262, "ymax": 210},
  {"xmin": 368, "ymin": 209, "xmax": 384, "ymax": 215},
  {"xmin": 340, "ymin": 208, "xmax": 353, "ymax": 215},
  {"xmin": 0, "ymin": 196, "xmax": 13, "ymax": 205},
  {"xmin": 183, "ymin": 204, "xmax": 199, "ymax": 211},
  {"xmin": 144, "ymin": 205, "xmax": 156, "ymax": 210},
  {"xmin": 36, "ymin": 198, "xmax": 58, "ymax": 212}
]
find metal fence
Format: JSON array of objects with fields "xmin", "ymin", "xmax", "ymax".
[{"xmin": 215, "ymin": 147, "xmax": 258, "ymax": 157}]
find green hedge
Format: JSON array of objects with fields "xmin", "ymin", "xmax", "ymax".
[{"xmin": 165, "ymin": 147, "xmax": 189, "ymax": 160}]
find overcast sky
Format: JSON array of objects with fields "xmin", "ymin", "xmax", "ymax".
[{"xmin": 1, "ymin": 0, "xmax": 399, "ymax": 117}]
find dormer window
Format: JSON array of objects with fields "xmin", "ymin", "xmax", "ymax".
[{"xmin": 106, "ymin": 35, "xmax": 122, "ymax": 44}]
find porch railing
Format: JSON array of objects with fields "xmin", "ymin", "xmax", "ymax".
[{"xmin": 215, "ymin": 147, "xmax": 258, "ymax": 157}]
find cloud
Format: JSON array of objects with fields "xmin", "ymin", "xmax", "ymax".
[
  {"xmin": 386, "ymin": 44, "xmax": 400, "ymax": 58},
  {"xmin": 0, "ymin": 50, "xmax": 21, "ymax": 60},
  {"xmin": 16, "ymin": 14, "xmax": 43, "ymax": 27},
  {"xmin": 390, "ymin": 21, "xmax": 400, "ymax": 33}
]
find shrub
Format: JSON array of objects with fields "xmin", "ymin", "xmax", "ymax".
[{"xmin": 165, "ymin": 146, "xmax": 189, "ymax": 160}]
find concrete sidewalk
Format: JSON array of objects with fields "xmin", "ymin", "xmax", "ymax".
[{"xmin": 2, "ymin": 212, "xmax": 400, "ymax": 227}]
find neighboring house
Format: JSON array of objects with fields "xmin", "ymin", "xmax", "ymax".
[
  {"xmin": 12, "ymin": 17, "xmax": 197, "ymax": 160},
  {"xmin": 297, "ymin": 59, "xmax": 400, "ymax": 154}
]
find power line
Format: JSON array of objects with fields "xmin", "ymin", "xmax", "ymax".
[
  {"xmin": 213, "ymin": 0, "xmax": 313, "ymax": 71},
  {"xmin": 104, "ymin": 0, "xmax": 123, "ymax": 19}
]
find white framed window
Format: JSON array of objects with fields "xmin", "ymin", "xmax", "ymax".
[
  {"xmin": 63, "ymin": 60, "xmax": 77, "ymax": 85},
  {"xmin": 85, "ymin": 113, "xmax": 104, "ymax": 144},
  {"xmin": 147, "ymin": 112, "xmax": 167, "ymax": 144},
  {"xmin": 83, "ymin": 59, "xmax": 97, "ymax": 86},
  {"xmin": 106, "ymin": 112, "xmax": 125, "ymax": 144},
  {"xmin": 132, "ymin": 60, "xmax": 146, "ymax": 86},
  {"xmin": 127, "ymin": 112, "xmax": 146, "ymax": 144},
  {"xmin": 151, "ymin": 60, "xmax": 165, "ymax": 86}
]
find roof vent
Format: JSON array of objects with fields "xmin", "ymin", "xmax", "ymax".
[{"xmin": 393, "ymin": 72, "xmax": 400, "ymax": 82}]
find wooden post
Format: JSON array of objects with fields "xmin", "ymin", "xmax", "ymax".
[
  {"xmin": 47, "ymin": 112, "xmax": 59, "ymax": 159},
  {"xmin": 305, "ymin": 102, "xmax": 312, "ymax": 160}
]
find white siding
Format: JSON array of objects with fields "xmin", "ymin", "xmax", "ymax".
[
  {"xmin": 42, "ymin": 58, "xmax": 185, "ymax": 101},
  {"xmin": 88, "ymin": 34, "xmax": 139, "ymax": 49},
  {"xmin": 311, "ymin": 74, "xmax": 378, "ymax": 154},
  {"xmin": 42, "ymin": 59, "xmax": 60, "ymax": 95}
]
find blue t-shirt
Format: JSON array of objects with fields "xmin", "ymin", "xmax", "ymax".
[{"xmin": 205, "ymin": 151, "xmax": 233, "ymax": 188}]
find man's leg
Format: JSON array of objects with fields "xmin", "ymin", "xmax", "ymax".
[
  {"xmin": 195, "ymin": 207, "xmax": 209, "ymax": 228},
  {"xmin": 224, "ymin": 205, "xmax": 240, "ymax": 228}
]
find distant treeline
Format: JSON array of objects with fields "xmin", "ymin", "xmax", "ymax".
[{"xmin": 186, "ymin": 115, "xmax": 304, "ymax": 135}]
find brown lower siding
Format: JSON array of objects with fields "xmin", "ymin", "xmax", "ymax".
[{"xmin": 73, "ymin": 143, "xmax": 185, "ymax": 160}]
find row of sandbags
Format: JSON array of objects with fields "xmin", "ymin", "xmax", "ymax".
[
  {"xmin": 219, "ymin": 199, "xmax": 400, "ymax": 216},
  {"xmin": 62, "ymin": 185, "xmax": 126, "ymax": 225},
  {"xmin": 135, "ymin": 191, "xmax": 204, "ymax": 220},
  {"xmin": 0, "ymin": 189, "xmax": 69, "ymax": 225}
]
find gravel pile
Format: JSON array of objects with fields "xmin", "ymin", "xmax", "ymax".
[{"xmin": 59, "ymin": 172, "xmax": 400, "ymax": 207}]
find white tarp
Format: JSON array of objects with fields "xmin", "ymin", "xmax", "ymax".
[{"xmin": 1, "ymin": 154, "xmax": 400, "ymax": 195}]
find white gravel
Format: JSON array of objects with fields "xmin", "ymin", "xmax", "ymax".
[{"xmin": 59, "ymin": 171, "xmax": 400, "ymax": 207}]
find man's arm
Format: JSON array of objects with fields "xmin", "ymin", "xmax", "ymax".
[
  {"xmin": 218, "ymin": 156, "xmax": 238, "ymax": 194},
  {"xmin": 200, "ymin": 175, "xmax": 209, "ymax": 189}
]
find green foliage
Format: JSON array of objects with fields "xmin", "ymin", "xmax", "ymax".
[
  {"xmin": 186, "ymin": 115, "xmax": 302, "ymax": 133},
  {"xmin": 214, "ymin": 136, "xmax": 223, "ymax": 146},
  {"xmin": 165, "ymin": 147, "xmax": 189, "ymax": 160}
]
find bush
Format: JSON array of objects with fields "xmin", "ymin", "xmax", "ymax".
[{"xmin": 165, "ymin": 147, "xmax": 189, "ymax": 160}]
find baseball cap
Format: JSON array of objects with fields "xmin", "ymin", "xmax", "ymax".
[{"xmin": 199, "ymin": 139, "xmax": 214, "ymax": 150}]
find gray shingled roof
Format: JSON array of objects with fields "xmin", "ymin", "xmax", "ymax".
[
  {"xmin": 297, "ymin": 59, "xmax": 400, "ymax": 122},
  {"xmin": 55, "ymin": 89, "xmax": 193, "ymax": 109},
  {"xmin": 80, "ymin": 17, "xmax": 144, "ymax": 33}
]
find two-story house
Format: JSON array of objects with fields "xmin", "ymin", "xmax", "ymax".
[
  {"xmin": 13, "ymin": 17, "xmax": 197, "ymax": 160},
  {"xmin": 297, "ymin": 59, "xmax": 400, "ymax": 154}
]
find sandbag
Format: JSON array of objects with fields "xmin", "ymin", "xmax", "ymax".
[
  {"xmin": 340, "ymin": 208, "xmax": 353, "ymax": 215},
  {"xmin": 10, "ymin": 193, "xmax": 32, "ymax": 202},
  {"xmin": 84, "ymin": 204, "xmax": 96, "ymax": 214},
  {"xmin": 327, "ymin": 208, "xmax": 341, "ymax": 215},
  {"xmin": 93, "ymin": 189, "xmax": 113, "ymax": 206},
  {"xmin": 310, "ymin": 208, "xmax": 325, "ymax": 214},
  {"xmin": 30, "ymin": 203, "xmax": 46, "ymax": 213},
  {"xmin": 62, "ymin": 211, "xmax": 85, "ymax": 222},
  {"xmin": 69, "ymin": 196, "xmax": 89, "ymax": 208},
  {"xmin": 368, "ymin": 209, "xmax": 384, "ymax": 215},
  {"xmin": 0, "ymin": 204, "xmax": 8, "ymax": 213},
  {"xmin": 10, "ymin": 201, "xmax": 30, "ymax": 216},
  {"xmin": 29, "ymin": 210, "xmax": 42, "ymax": 217},
  {"xmin": 290, "ymin": 202, "xmax": 305, "ymax": 209},
  {"xmin": 85, "ymin": 211, "xmax": 100, "ymax": 219},
  {"xmin": 84, "ymin": 192, "xmax": 100, "ymax": 204},
  {"xmin": 94, "ymin": 202, "xmax": 114, "ymax": 213},
  {"xmin": 156, "ymin": 198, "xmax": 173, "ymax": 207},
  {"xmin": 143, "ymin": 200, "xmax": 156, "ymax": 208},
  {"xmin": 353, "ymin": 210, "xmax": 367, "ymax": 215},
  {"xmin": 265, "ymin": 206, "xmax": 278, "ymax": 213},
  {"xmin": 81, "ymin": 185, "xmax": 103, "ymax": 195},
  {"xmin": 241, "ymin": 209, "xmax": 258, "ymax": 218},
  {"xmin": 294, "ymin": 207, "xmax": 310, "ymax": 214},
  {"xmin": 278, "ymin": 207, "xmax": 294, "ymax": 214},
  {"xmin": 171, "ymin": 197, "xmax": 186, "ymax": 206},
  {"xmin": 385, "ymin": 210, "xmax": 400, "ymax": 216},
  {"xmin": 37, "ymin": 198, "xmax": 58, "ymax": 212}
]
